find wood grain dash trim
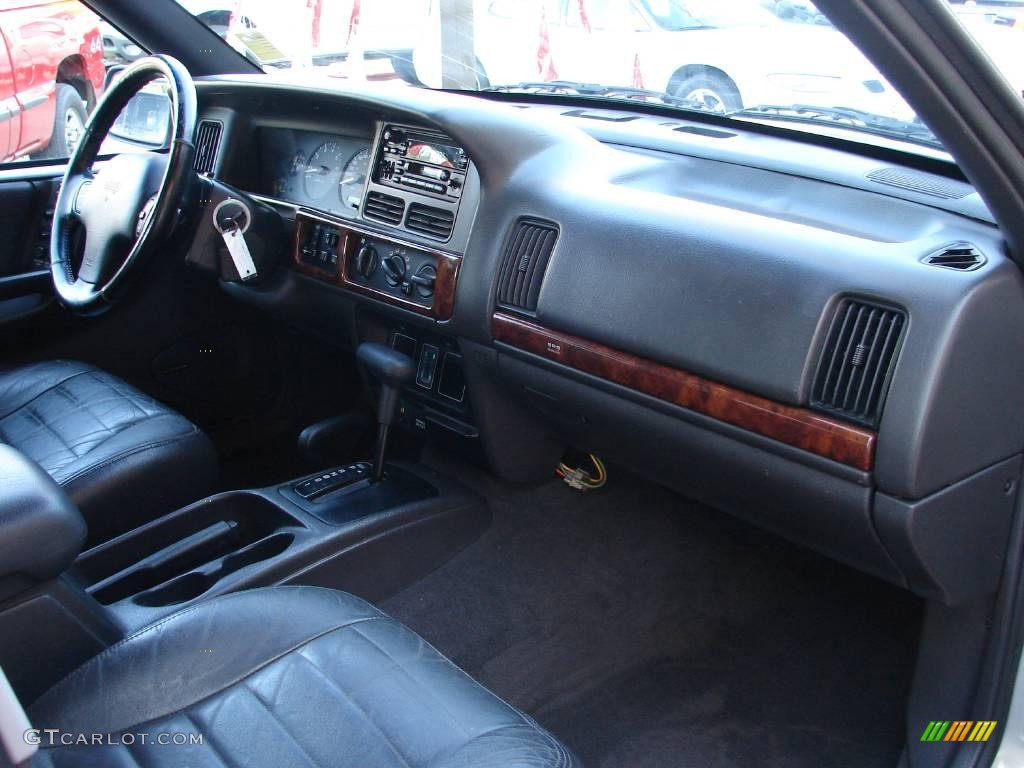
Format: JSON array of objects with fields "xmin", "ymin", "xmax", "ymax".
[{"xmin": 492, "ymin": 311, "xmax": 876, "ymax": 471}]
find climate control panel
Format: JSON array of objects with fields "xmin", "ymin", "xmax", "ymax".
[
  {"xmin": 349, "ymin": 234, "xmax": 438, "ymax": 309},
  {"xmin": 290, "ymin": 212, "xmax": 462, "ymax": 321}
]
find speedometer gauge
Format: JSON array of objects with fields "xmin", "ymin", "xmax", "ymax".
[
  {"xmin": 339, "ymin": 148, "xmax": 371, "ymax": 210},
  {"xmin": 304, "ymin": 142, "xmax": 347, "ymax": 199}
]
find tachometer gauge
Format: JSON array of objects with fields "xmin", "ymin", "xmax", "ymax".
[
  {"xmin": 304, "ymin": 142, "xmax": 347, "ymax": 200},
  {"xmin": 339, "ymin": 148, "xmax": 371, "ymax": 210}
]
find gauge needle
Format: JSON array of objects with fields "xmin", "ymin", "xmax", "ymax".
[{"xmin": 306, "ymin": 166, "xmax": 331, "ymax": 175}]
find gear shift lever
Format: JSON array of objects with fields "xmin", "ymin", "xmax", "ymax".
[{"xmin": 357, "ymin": 343, "xmax": 415, "ymax": 482}]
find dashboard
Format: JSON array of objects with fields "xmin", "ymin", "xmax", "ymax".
[{"xmin": 192, "ymin": 76, "xmax": 1024, "ymax": 606}]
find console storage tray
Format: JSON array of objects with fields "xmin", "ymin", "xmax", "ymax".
[{"xmin": 72, "ymin": 493, "xmax": 303, "ymax": 607}]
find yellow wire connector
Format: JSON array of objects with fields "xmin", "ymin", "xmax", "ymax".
[{"xmin": 556, "ymin": 453, "xmax": 607, "ymax": 491}]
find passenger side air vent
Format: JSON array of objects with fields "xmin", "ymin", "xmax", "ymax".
[
  {"xmin": 193, "ymin": 120, "xmax": 223, "ymax": 176},
  {"xmin": 496, "ymin": 219, "xmax": 558, "ymax": 313},
  {"xmin": 364, "ymin": 192, "xmax": 405, "ymax": 225},
  {"xmin": 811, "ymin": 299, "xmax": 906, "ymax": 428},
  {"xmin": 922, "ymin": 243, "xmax": 985, "ymax": 271},
  {"xmin": 405, "ymin": 203, "xmax": 455, "ymax": 240}
]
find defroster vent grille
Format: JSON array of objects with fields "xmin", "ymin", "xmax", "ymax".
[
  {"xmin": 496, "ymin": 219, "xmax": 558, "ymax": 313},
  {"xmin": 811, "ymin": 299, "xmax": 906, "ymax": 428}
]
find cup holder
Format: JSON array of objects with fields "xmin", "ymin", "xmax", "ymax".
[
  {"xmin": 75, "ymin": 492, "xmax": 304, "ymax": 607},
  {"xmin": 134, "ymin": 532, "xmax": 295, "ymax": 607}
]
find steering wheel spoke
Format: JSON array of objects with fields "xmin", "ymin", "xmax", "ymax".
[
  {"xmin": 50, "ymin": 55, "xmax": 196, "ymax": 314},
  {"xmin": 60, "ymin": 171, "xmax": 95, "ymax": 219}
]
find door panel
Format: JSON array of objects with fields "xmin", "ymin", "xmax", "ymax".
[{"xmin": 0, "ymin": 173, "xmax": 60, "ymax": 325}]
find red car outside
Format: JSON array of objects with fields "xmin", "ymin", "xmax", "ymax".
[{"xmin": 0, "ymin": 0, "xmax": 105, "ymax": 162}]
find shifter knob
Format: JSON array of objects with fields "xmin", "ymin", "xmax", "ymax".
[
  {"xmin": 357, "ymin": 343, "xmax": 415, "ymax": 425},
  {"xmin": 357, "ymin": 343, "xmax": 415, "ymax": 483}
]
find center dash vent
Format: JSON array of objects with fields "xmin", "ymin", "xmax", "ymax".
[
  {"xmin": 405, "ymin": 203, "xmax": 455, "ymax": 240},
  {"xmin": 496, "ymin": 219, "xmax": 558, "ymax": 313},
  {"xmin": 364, "ymin": 192, "xmax": 405, "ymax": 225},
  {"xmin": 922, "ymin": 243, "xmax": 986, "ymax": 271},
  {"xmin": 193, "ymin": 120, "xmax": 223, "ymax": 176},
  {"xmin": 811, "ymin": 299, "xmax": 906, "ymax": 428}
]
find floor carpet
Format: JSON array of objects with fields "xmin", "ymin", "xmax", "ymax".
[{"xmin": 383, "ymin": 452, "xmax": 922, "ymax": 768}]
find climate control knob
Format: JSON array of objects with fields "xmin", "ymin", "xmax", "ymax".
[
  {"xmin": 355, "ymin": 244, "xmax": 378, "ymax": 278},
  {"xmin": 382, "ymin": 253, "xmax": 407, "ymax": 286},
  {"xmin": 412, "ymin": 264, "xmax": 437, "ymax": 298}
]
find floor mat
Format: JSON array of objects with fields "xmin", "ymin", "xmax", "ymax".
[{"xmin": 383, "ymin": 452, "xmax": 922, "ymax": 768}]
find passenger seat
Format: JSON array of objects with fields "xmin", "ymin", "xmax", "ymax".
[{"xmin": 27, "ymin": 586, "xmax": 578, "ymax": 767}]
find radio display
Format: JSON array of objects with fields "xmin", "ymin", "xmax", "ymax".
[{"xmin": 405, "ymin": 139, "xmax": 463, "ymax": 169}]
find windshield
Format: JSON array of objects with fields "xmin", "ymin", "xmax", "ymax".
[{"xmin": 173, "ymin": 0, "xmax": 1024, "ymax": 156}]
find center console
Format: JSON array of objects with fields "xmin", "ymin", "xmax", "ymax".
[
  {"xmin": 287, "ymin": 123, "xmax": 470, "ymax": 320},
  {"xmin": 0, "ymin": 458, "xmax": 487, "ymax": 704},
  {"xmin": 69, "ymin": 460, "xmax": 482, "ymax": 632},
  {"xmin": 0, "ymin": 343, "xmax": 489, "ymax": 705}
]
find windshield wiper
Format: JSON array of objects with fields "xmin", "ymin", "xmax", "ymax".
[
  {"xmin": 479, "ymin": 81, "xmax": 705, "ymax": 111},
  {"xmin": 732, "ymin": 104, "xmax": 940, "ymax": 147}
]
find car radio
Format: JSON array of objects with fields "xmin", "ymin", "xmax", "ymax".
[{"xmin": 374, "ymin": 125, "xmax": 469, "ymax": 202}]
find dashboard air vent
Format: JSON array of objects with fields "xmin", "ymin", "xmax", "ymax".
[
  {"xmin": 923, "ymin": 243, "xmax": 985, "ymax": 271},
  {"xmin": 193, "ymin": 120, "xmax": 223, "ymax": 176},
  {"xmin": 364, "ymin": 192, "xmax": 405, "ymax": 225},
  {"xmin": 405, "ymin": 203, "xmax": 454, "ymax": 240},
  {"xmin": 496, "ymin": 219, "xmax": 558, "ymax": 313},
  {"xmin": 811, "ymin": 299, "xmax": 906, "ymax": 428}
]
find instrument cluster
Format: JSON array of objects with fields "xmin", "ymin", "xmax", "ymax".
[{"xmin": 259, "ymin": 128, "xmax": 372, "ymax": 218}]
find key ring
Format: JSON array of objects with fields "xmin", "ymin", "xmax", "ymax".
[{"xmin": 213, "ymin": 198, "xmax": 252, "ymax": 235}]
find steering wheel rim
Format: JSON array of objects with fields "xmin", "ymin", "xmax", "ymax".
[{"xmin": 51, "ymin": 55, "xmax": 197, "ymax": 315}]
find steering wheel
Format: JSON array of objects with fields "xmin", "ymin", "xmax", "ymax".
[{"xmin": 51, "ymin": 55, "xmax": 197, "ymax": 315}]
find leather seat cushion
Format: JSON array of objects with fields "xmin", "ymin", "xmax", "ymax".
[
  {"xmin": 28, "ymin": 586, "xmax": 577, "ymax": 768},
  {"xmin": 0, "ymin": 360, "xmax": 217, "ymax": 543}
]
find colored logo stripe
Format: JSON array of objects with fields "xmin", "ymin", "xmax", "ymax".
[
  {"xmin": 920, "ymin": 721, "xmax": 997, "ymax": 742},
  {"xmin": 945, "ymin": 722, "xmax": 973, "ymax": 741},
  {"xmin": 969, "ymin": 722, "xmax": 998, "ymax": 742}
]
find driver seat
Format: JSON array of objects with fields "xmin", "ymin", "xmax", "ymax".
[{"xmin": 0, "ymin": 360, "xmax": 217, "ymax": 544}]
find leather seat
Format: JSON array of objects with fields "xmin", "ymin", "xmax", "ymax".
[
  {"xmin": 0, "ymin": 360, "xmax": 217, "ymax": 543},
  {"xmin": 28, "ymin": 586, "xmax": 577, "ymax": 768}
]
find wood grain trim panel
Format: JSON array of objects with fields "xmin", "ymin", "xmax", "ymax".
[
  {"xmin": 290, "ymin": 211, "xmax": 461, "ymax": 320},
  {"xmin": 492, "ymin": 312, "xmax": 876, "ymax": 471}
]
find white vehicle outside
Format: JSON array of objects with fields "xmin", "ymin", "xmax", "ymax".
[{"xmin": 412, "ymin": 0, "xmax": 913, "ymax": 117}]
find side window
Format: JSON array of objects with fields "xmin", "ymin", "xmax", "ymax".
[{"xmin": 0, "ymin": 0, "xmax": 144, "ymax": 167}]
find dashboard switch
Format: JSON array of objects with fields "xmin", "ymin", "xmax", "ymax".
[{"xmin": 417, "ymin": 344, "xmax": 440, "ymax": 390}]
